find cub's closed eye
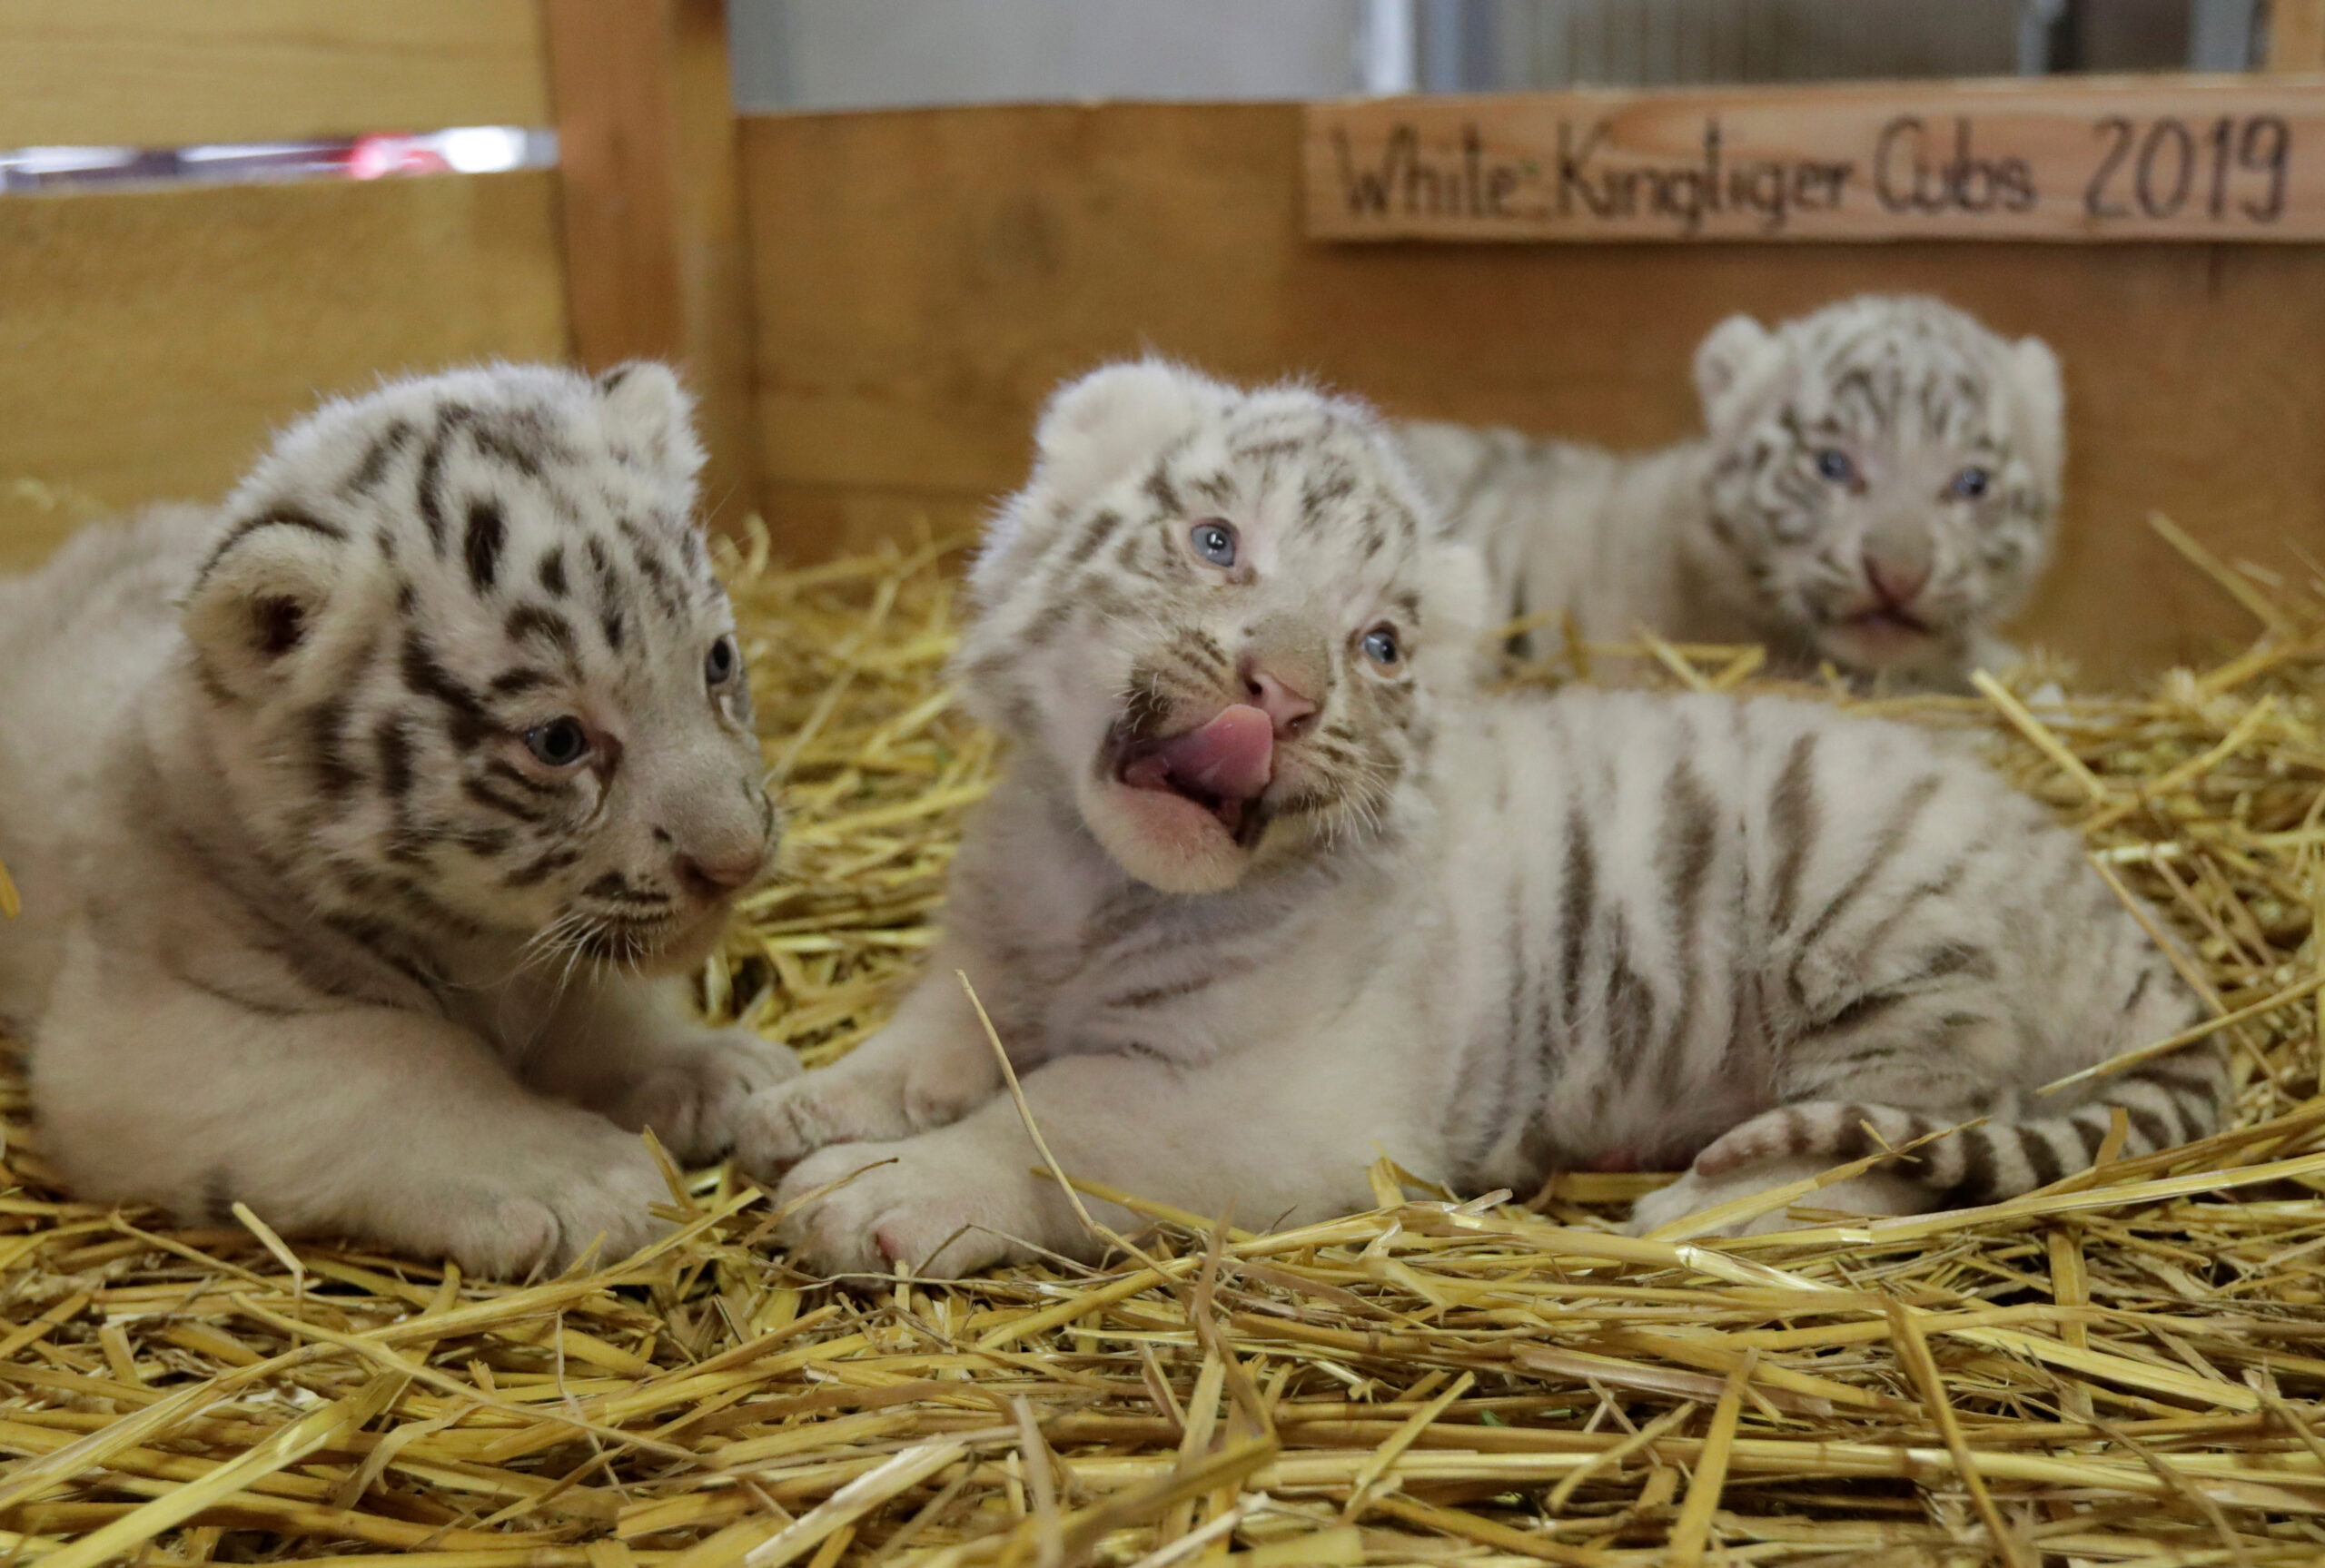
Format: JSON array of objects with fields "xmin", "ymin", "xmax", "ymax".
[
  {"xmin": 1813, "ymin": 449, "xmax": 1856, "ymax": 485},
  {"xmin": 524, "ymin": 716, "xmax": 590, "ymax": 768},
  {"xmin": 1360, "ymin": 626, "xmax": 1401, "ymax": 667},
  {"xmin": 1948, "ymin": 466, "xmax": 1992, "ymax": 500},
  {"xmin": 1189, "ymin": 519, "xmax": 1238, "ymax": 568},
  {"xmin": 705, "ymin": 634, "xmax": 739, "ymax": 687}
]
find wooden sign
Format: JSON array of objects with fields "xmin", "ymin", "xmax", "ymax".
[{"xmin": 1305, "ymin": 76, "xmax": 2325, "ymax": 242}]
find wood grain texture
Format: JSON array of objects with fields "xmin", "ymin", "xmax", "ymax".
[
  {"xmin": 2271, "ymin": 0, "xmax": 2325, "ymax": 71},
  {"xmin": 0, "ymin": 173, "xmax": 569, "ymax": 572},
  {"xmin": 546, "ymin": 0, "xmax": 760, "ymax": 528},
  {"xmin": 1305, "ymin": 78, "xmax": 2325, "ymax": 242},
  {"xmin": 742, "ymin": 103, "xmax": 2325, "ymax": 683},
  {"xmin": 0, "ymin": 0, "xmax": 550, "ymax": 148}
]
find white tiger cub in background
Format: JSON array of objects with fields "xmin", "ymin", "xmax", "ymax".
[
  {"xmin": 0, "ymin": 364, "xmax": 797, "ymax": 1276},
  {"xmin": 737, "ymin": 360, "xmax": 2221, "ymax": 1277},
  {"xmin": 1400, "ymin": 295, "xmax": 2064, "ymax": 690}
]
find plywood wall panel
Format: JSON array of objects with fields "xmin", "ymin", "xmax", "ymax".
[
  {"xmin": 0, "ymin": 172, "xmax": 570, "ymax": 571},
  {"xmin": 0, "ymin": 0, "xmax": 550, "ymax": 148}
]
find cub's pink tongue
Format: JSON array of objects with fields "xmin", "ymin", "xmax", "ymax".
[{"xmin": 1122, "ymin": 705, "xmax": 1274, "ymax": 800}]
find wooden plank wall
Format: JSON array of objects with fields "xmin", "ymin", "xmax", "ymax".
[
  {"xmin": 0, "ymin": 0, "xmax": 576, "ymax": 572},
  {"xmin": 0, "ymin": 174, "xmax": 569, "ymax": 569},
  {"xmin": 741, "ymin": 102, "xmax": 2325, "ymax": 683},
  {"xmin": 0, "ymin": 1, "xmax": 550, "ymax": 146}
]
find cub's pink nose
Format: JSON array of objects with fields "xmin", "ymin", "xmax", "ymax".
[
  {"xmin": 1864, "ymin": 552, "xmax": 1931, "ymax": 607},
  {"xmin": 678, "ymin": 851, "xmax": 760, "ymax": 899},
  {"xmin": 1240, "ymin": 660, "xmax": 1318, "ymax": 736}
]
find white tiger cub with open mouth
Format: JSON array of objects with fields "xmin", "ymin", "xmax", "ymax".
[
  {"xmin": 0, "ymin": 364, "xmax": 796, "ymax": 1276},
  {"xmin": 737, "ymin": 360, "xmax": 2220, "ymax": 1278},
  {"xmin": 1399, "ymin": 295, "xmax": 2064, "ymax": 690}
]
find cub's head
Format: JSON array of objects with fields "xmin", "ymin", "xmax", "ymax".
[
  {"xmin": 1694, "ymin": 295, "xmax": 2063, "ymax": 678},
  {"xmin": 959, "ymin": 361, "xmax": 1487, "ymax": 896},
  {"xmin": 181, "ymin": 363, "xmax": 774, "ymax": 973}
]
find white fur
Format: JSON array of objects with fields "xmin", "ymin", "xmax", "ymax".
[
  {"xmin": 0, "ymin": 364, "xmax": 794, "ymax": 1276},
  {"xmin": 737, "ymin": 361, "xmax": 2207, "ymax": 1279},
  {"xmin": 1401, "ymin": 295, "xmax": 2066, "ymax": 691}
]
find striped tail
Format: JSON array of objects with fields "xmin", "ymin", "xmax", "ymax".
[{"xmin": 1694, "ymin": 1041, "xmax": 2231, "ymax": 1206}]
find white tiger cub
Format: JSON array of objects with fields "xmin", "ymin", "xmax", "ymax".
[
  {"xmin": 1400, "ymin": 295, "xmax": 2064, "ymax": 690},
  {"xmin": 736, "ymin": 360, "xmax": 2221, "ymax": 1277},
  {"xmin": 0, "ymin": 364, "xmax": 797, "ymax": 1276}
]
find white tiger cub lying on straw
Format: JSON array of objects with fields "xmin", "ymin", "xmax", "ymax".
[
  {"xmin": 740, "ymin": 360, "xmax": 2222, "ymax": 1277},
  {"xmin": 1399, "ymin": 295, "xmax": 2064, "ymax": 691},
  {"xmin": 0, "ymin": 364, "xmax": 796, "ymax": 1275}
]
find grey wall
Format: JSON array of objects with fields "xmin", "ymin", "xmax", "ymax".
[
  {"xmin": 730, "ymin": 0, "xmax": 1370, "ymax": 112},
  {"xmin": 728, "ymin": 0, "xmax": 2252, "ymax": 113}
]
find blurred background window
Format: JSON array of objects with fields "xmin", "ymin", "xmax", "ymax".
[
  {"xmin": 0, "ymin": 128, "xmax": 553, "ymax": 194},
  {"xmin": 0, "ymin": 0, "xmax": 2279, "ymax": 193},
  {"xmin": 729, "ymin": 0, "xmax": 2269, "ymax": 109}
]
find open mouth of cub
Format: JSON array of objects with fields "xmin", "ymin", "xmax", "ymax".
[
  {"xmin": 1836, "ymin": 605, "xmax": 1932, "ymax": 641},
  {"xmin": 1113, "ymin": 703, "xmax": 1276, "ymax": 849}
]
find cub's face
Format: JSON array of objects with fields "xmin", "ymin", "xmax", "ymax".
[
  {"xmin": 959, "ymin": 362, "xmax": 1487, "ymax": 896},
  {"xmin": 182, "ymin": 364, "xmax": 775, "ymax": 973},
  {"xmin": 1695, "ymin": 296, "xmax": 2064, "ymax": 677}
]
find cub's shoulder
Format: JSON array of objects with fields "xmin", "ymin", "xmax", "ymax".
[{"xmin": 0, "ymin": 504, "xmax": 217, "ymax": 666}]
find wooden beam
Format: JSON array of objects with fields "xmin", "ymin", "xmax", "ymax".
[
  {"xmin": 2270, "ymin": 0, "xmax": 2325, "ymax": 69},
  {"xmin": 0, "ymin": 1, "xmax": 549, "ymax": 148},
  {"xmin": 544, "ymin": 0, "xmax": 759, "ymax": 529}
]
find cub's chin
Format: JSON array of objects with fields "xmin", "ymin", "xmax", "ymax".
[
  {"xmin": 1076, "ymin": 773, "xmax": 1257, "ymax": 895},
  {"xmin": 648, "ymin": 909, "xmax": 736, "ymax": 973},
  {"xmin": 563, "ymin": 903, "xmax": 735, "ymax": 976}
]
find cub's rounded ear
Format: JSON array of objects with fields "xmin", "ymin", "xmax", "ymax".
[
  {"xmin": 596, "ymin": 361, "xmax": 706, "ymax": 485},
  {"xmin": 1032, "ymin": 360, "xmax": 1223, "ymax": 509},
  {"xmin": 180, "ymin": 510, "xmax": 347, "ymax": 703},
  {"xmin": 1692, "ymin": 314, "xmax": 1785, "ymax": 429},
  {"xmin": 2008, "ymin": 335, "xmax": 2066, "ymax": 484}
]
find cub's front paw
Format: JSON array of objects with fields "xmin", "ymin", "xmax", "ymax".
[
  {"xmin": 772, "ymin": 1137, "xmax": 1058, "ymax": 1279},
  {"xmin": 431, "ymin": 1124, "xmax": 674, "ymax": 1277},
  {"xmin": 617, "ymin": 1029, "xmax": 802, "ymax": 1164},
  {"xmin": 733, "ymin": 1035, "xmax": 1003, "ymax": 1181}
]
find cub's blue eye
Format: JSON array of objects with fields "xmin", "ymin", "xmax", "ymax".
[
  {"xmin": 1813, "ymin": 449, "xmax": 1856, "ymax": 485},
  {"xmin": 525, "ymin": 716, "xmax": 590, "ymax": 768},
  {"xmin": 1190, "ymin": 520, "xmax": 1238, "ymax": 567},
  {"xmin": 706, "ymin": 634, "xmax": 738, "ymax": 687},
  {"xmin": 1361, "ymin": 626, "xmax": 1401, "ymax": 666},
  {"xmin": 1949, "ymin": 466, "xmax": 1992, "ymax": 500}
]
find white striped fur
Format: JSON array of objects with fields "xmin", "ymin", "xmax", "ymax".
[
  {"xmin": 0, "ymin": 364, "xmax": 794, "ymax": 1276},
  {"xmin": 1400, "ymin": 295, "xmax": 2064, "ymax": 691},
  {"xmin": 738, "ymin": 360, "xmax": 2216, "ymax": 1277}
]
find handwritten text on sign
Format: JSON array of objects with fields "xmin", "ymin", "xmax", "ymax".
[{"xmin": 1304, "ymin": 79, "xmax": 2325, "ymax": 242}]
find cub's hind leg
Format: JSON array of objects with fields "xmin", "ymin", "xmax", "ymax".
[
  {"xmin": 35, "ymin": 957, "xmax": 672, "ymax": 1277},
  {"xmin": 1628, "ymin": 1150, "xmax": 1931, "ymax": 1238}
]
